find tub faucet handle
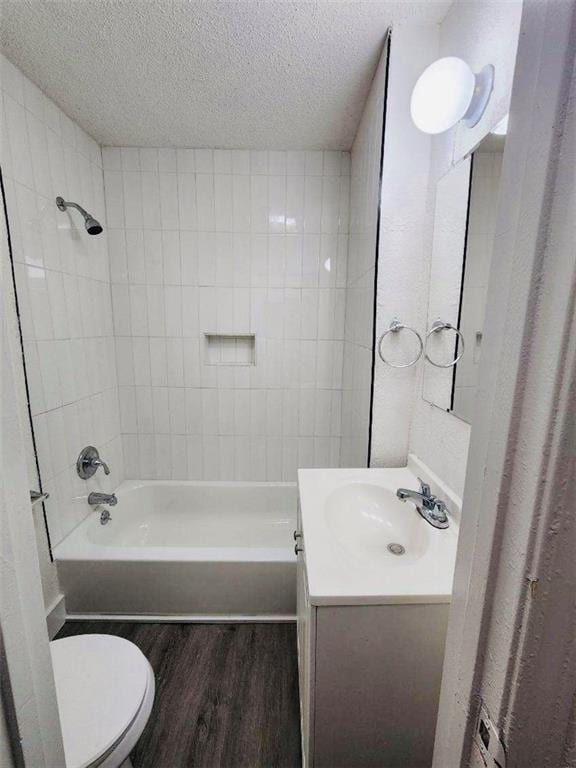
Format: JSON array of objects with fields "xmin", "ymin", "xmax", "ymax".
[
  {"xmin": 92, "ymin": 457, "xmax": 110, "ymax": 475},
  {"xmin": 77, "ymin": 446, "xmax": 111, "ymax": 479}
]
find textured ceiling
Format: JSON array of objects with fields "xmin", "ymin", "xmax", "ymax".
[{"xmin": 0, "ymin": 1, "xmax": 451, "ymax": 149}]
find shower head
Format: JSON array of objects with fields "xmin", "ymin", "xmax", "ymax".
[
  {"xmin": 84, "ymin": 216, "xmax": 103, "ymax": 235},
  {"xmin": 56, "ymin": 196, "xmax": 103, "ymax": 235}
]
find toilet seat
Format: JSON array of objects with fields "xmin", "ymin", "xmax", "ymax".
[{"xmin": 50, "ymin": 634, "xmax": 154, "ymax": 768}]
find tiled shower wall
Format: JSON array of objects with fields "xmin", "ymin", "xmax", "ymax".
[
  {"xmin": 1, "ymin": 49, "xmax": 377, "ymax": 578},
  {"xmin": 104, "ymin": 147, "xmax": 350, "ymax": 481},
  {"xmin": 0, "ymin": 55, "xmax": 123, "ymax": 554}
]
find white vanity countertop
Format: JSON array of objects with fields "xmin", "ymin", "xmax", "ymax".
[{"xmin": 297, "ymin": 463, "xmax": 459, "ymax": 606}]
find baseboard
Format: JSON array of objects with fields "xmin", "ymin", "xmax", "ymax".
[
  {"xmin": 46, "ymin": 594, "xmax": 66, "ymax": 639},
  {"xmin": 65, "ymin": 612, "xmax": 297, "ymax": 623}
]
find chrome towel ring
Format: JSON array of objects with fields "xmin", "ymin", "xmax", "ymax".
[
  {"xmin": 377, "ymin": 319, "xmax": 424, "ymax": 368},
  {"xmin": 425, "ymin": 319, "xmax": 465, "ymax": 368}
]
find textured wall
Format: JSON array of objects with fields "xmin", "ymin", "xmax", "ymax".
[
  {"xmin": 371, "ymin": 4, "xmax": 522, "ymax": 496},
  {"xmin": 409, "ymin": 0, "xmax": 523, "ymax": 497},
  {"xmin": 371, "ymin": 3, "xmax": 522, "ymax": 495},
  {"xmin": 370, "ymin": 25, "xmax": 438, "ymax": 469},
  {"xmin": 434, "ymin": 2, "xmax": 576, "ymax": 763},
  {"xmin": 0, "ymin": 54, "xmax": 124, "ymax": 560},
  {"xmin": 105, "ymin": 147, "xmax": 350, "ymax": 481},
  {"xmin": 453, "ymin": 149, "xmax": 503, "ymax": 421},
  {"xmin": 341, "ymin": 39, "xmax": 388, "ymax": 467},
  {"xmin": 421, "ymin": 155, "xmax": 471, "ymax": 410}
]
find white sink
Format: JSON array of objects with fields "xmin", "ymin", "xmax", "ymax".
[
  {"xmin": 298, "ymin": 461, "xmax": 459, "ymax": 605},
  {"xmin": 325, "ymin": 483, "xmax": 430, "ymax": 567}
]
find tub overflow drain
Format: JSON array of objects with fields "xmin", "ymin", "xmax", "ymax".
[{"xmin": 387, "ymin": 543, "xmax": 405, "ymax": 556}]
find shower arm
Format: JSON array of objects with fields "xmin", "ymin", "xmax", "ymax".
[
  {"xmin": 56, "ymin": 197, "xmax": 89, "ymax": 217},
  {"xmin": 55, "ymin": 196, "xmax": 103, "ymax": 235}
]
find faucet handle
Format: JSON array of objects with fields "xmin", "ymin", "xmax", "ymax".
[
  {"xmin": 430, "ymin": 498, "xmax": 449, "ymax": 523},
  {"xmin": 77, "ymin": 446, "xmax": 111, "ymax": 479},
  {"xmin": 93, "ymin": 457, "xmax": 110, "ymax": 475},
  {"xmin": 418, "ymin": 477, "xmax": 432, "ymax": 498}
]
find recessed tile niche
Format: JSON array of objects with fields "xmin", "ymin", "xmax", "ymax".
[{"xmin": 203, "ymin": 333, "xmax": 256, "ymax": 366}]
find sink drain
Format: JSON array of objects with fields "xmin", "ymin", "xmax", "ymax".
[{"xmin": 387, "ymin": 543, "xmax": 406, "ymax": 556}]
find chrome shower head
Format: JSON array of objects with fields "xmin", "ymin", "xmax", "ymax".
[
  {"xmin": 56, "ymin": 196, "xmax": 103, "ymax": 235},
  {"xmin": 84, "ymin": 216, "xmax": 103, "ymax": 235}
]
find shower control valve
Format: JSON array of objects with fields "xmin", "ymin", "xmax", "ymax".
[{"xmin": 77, "ymin": 446, "xmax": 111, "ymax": 479}]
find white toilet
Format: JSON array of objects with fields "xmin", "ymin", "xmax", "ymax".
[{"xmin": 50, "ymin": 634, "xmax": 155, "ymax": 768}]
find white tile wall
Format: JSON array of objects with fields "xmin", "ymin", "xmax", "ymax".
[
  {"xmin": 105, "ymin": 146, "xmax": 350, "ymax": 481},
  {"xmin": 2, "ymin": 54, "xmax": 380, "ymax": 526},
  {"xmin": 1, "ymin": 55, "xmax": 123, "ymax": 548},
  {"xmin": 341, "ymin": 40, "xmax": 388, "ymax": 467},
  {"xmin": 1, "ymin": 212, "xmax": 65, "ymax": 764}
]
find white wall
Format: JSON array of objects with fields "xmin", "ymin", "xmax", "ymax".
[
  {"xmin": 434, "ymin": 2, "xmax": 576, "ymax": 762},
  {"xmin": 409, "ymin": 0, "xmax": 523, "ymax": 497},
  {"xmin": 453, "ymin": 149, "xmax": 503, "ymax": 421},
  {"xmin": 341, "ymin": 38, "xmax": 388, "ymax": 468},
  {"xmin": 422, "ymin": 156, "xmax": 471, "ymax": 410},
  {"xmin": 104, "ymin": 147, "xmax": 350, "ymax": 481},
  {"xmin": 371, "ymin": 24, "xmax": 438, "ymax": 468},
  {"xmin": 371, "ymin": 4, "xmax": 522, "ymax": 498},
  {"xmin": 0, "ymin": 54, "xmax": 124, "ymax": 563}
]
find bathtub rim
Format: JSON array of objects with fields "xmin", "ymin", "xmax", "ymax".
[{"xmin": 54, "ymin": 547, "xmax": 296, "ymax": 563}]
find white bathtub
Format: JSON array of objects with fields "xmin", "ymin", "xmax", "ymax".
[{"xmin": 55, "ymin": 480, "xmax": 298, "ymax": 619}]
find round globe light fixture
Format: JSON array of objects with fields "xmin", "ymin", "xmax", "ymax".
[{"xmin": 410, "ymin": 57, "xmax": 495, "ymax": 135}]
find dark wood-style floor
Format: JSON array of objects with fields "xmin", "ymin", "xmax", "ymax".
[{"xmin": 55, "ymin": 622, "xmax": 302, "ymax": 768}]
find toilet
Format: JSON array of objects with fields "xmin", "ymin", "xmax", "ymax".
[{"xmin": 50, "ymin": 634, "xmax": 155, "ymax": 768}]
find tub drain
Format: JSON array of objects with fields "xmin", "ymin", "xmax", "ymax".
[{"xmin": 387, "ymin": 543, "xmax": 406, "ymax": 556}]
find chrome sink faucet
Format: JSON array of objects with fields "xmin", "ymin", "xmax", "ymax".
[{"xmin": 396, "ymin": 478, "xmax": 449, "ymax": 529}]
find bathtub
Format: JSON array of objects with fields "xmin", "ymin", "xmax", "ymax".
[{"xmin": 55, "ymin": 480, "xmax": 298, "ymax": 620}]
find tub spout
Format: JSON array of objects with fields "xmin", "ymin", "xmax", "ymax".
[{"xmin": 88, "ymin": 492, "xmax": 118, "ymax": 507}]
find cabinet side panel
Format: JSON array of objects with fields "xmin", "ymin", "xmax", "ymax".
[{"xmin": 297, "ymin": 550, "xmax": 315, "ymax": 767}]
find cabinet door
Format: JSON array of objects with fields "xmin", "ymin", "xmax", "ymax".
[{"xmin": 313, "ymin": 604, "xmax": 449, "ymax": 768}]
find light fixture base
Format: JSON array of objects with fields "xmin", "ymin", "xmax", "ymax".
[{"xmin": 462, "ymin": 64, "xmax": 494, "ymax": 128}]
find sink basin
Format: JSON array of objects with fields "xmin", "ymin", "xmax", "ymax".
[
  {"xmin": 325, "ymin": 483, "xmax": 429, "ymax": 567},
  {"xmin": 297, "ymin": 463, "xmax": 459, "ymax": 605}
]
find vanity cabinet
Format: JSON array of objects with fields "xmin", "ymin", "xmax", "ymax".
[
  {"xmin": 296, "ymin": 544, "xmax": 450, "ymax": 768},
  {"xmin": 296, "ymin": 465, "xmax": 458, "ymax": 768}
]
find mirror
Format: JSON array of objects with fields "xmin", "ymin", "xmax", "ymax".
[{"xmin": 423, "ymin": 128, "xmax": 506, "ymax": 423}]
